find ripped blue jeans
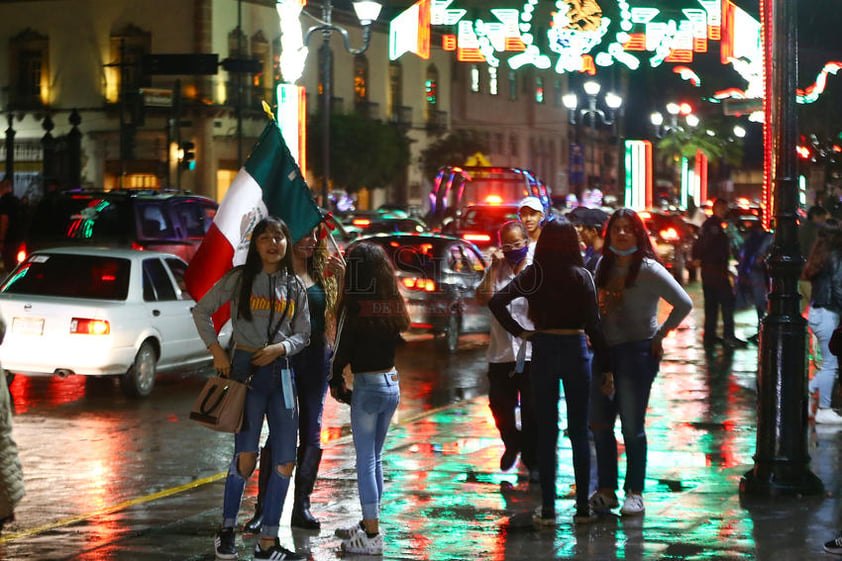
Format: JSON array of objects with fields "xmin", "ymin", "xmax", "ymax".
[{"xmin": 222, "ymin": 349, "xmax": 298, "ymax": 538}]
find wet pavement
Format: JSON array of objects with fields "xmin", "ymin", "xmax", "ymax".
[{"xmin": 2, "ymin": 283, "xmax": 842, "ymax": 560}]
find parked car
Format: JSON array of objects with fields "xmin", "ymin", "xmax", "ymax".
[
  {"xmin": 16, "ymin": 189, "xmax": 218, "ymax": 268},
  {"xmin": 0, "ymin": 247, "xmax": 231, "ymax": 397},
  {"xmin": 640, "ymin": 210, "xmax": 698, "ymax": 285},
  {"xmin": 345, "ymin": 233, "xmax": 489, "ymax": 353}
]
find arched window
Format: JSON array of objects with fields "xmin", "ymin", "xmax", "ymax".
[
  {"xmin": 425, "ymin": 64, "xmax": 439, "ymax": 123},
  {"xmin": 108, "ymin": 25, "xmax": 151, "ymax": 104},
  {"xmin": 354, "ymin": 54, "xmax": 369, "ymax": 104},
  {"xmin": 10, "ymin": 28, "xmax": 49, "ymax": 108}
]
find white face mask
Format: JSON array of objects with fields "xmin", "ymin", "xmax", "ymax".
[{"xmin": 609, "ymin": 244, "xmax": 638, "ymax": 257}]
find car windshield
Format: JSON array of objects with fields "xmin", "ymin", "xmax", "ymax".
[
  {"xmin": 461, "ymin": 206, "xmax": 519, "ymax": 231},
  {"xmin": 1, "ymin": 254, "xmax": 131, "ymax": 300}
]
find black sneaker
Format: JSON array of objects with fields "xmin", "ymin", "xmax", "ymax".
[
  {"xmin": 253, "ymin": 539, "xmax": 305, "ymax": 560},
  {"xmin": 500, "ymin": 447, "xmax": 518, "ymax": 471},
  {"xmin": 825, "ymin": 535, "xmax": 842, "ymax": 555},
  {"xmin": 723, "ymin": 337, "xmax": 748, "ymax": 349},
  {"xmin": 214, "ymin": 527, "xmax": 237, "ymax": 560}
]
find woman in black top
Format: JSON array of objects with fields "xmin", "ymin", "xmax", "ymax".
[
  {"xmin": 329, "ymin": 242, "xmax": 410, "ymax": 555},
  {"xmin": 489, "ymin": 220, "xmax": 610, "ymax": 526}
]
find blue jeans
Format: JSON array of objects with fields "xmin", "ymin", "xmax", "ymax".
[
  {"xmin": 351, "ymin": 370, "xmax": 400, "ymax": 520},
  {"xmin": 222, "ymin": 350, "xmax": 298, "ymax": 538},
  {"xmin": 530, "ymin": 333, "xmax": 592, "ymax": 512},
  {"xmin": 291, "ymin": 341, "xmax": 330, "ymax": 448},
  {"xmin": 808, "ymin": 306, "xmax": 840, "ymax": 408},
  {"xmin": 590, "ymin": 339, "xmax": 660, "ymax": 493}
]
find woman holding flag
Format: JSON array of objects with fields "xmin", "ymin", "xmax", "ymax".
[
  {"xmin": 243, "ymin": 223, "xmax": 344, "ymax": 533},
  {"xmin": 192, "ymin": 216, "xmax": 310, "ymax": 561}
]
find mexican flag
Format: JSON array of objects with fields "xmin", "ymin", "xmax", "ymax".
[{"xmin": 184, "ymin": 120, "xmax": 322, "ymax": 331}]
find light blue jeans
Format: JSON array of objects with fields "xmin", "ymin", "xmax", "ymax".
[
  {"xmin": 351, "ymin": 370, "xmax": 400, "ymax": 520},
  {"xmin": 222, "ymin": 350, "xmax": 298, "ymax": 539},
  {"xmin": 808, "ymin": 306, "xmax": 840, "ymax": 408}
]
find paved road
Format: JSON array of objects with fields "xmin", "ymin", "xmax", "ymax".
[{"xmin": 2, "ymin": 284, "xmax": 842, "ymax": 560}]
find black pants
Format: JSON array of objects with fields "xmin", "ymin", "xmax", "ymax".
[
  {"xmin": 487, "ymin": 361, "xmax": 537, "ymax": 470},
  {"xmin": 702, "ymin": 273, "xmax": 736, "ymax": 341}
]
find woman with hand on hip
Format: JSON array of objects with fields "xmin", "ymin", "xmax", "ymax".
[
  {"xmin": 192, "ymin": 217, "xmax": 310, "ymax": 561},
  {"xmin": 243, "ymin": 225, "xmax": 344, "ymax": 533},
  {"xmin": 489, "ymin": 219, "xmax": 611, "ymax": 526},
  {"xmin": 329, "ymin": 242, "xmax": 410, "ymax": 555},
  {"xmin": 589, "ymin": 209, "xmax": 692, "ymax": 517}
]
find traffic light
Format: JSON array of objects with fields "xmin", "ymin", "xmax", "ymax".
[{"xmin": 179, "ymin": 141, "xmax": 196, "ymax": 171}]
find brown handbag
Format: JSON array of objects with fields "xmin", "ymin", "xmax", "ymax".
[{"xmin": 189, "ymin": 375, "xmax": 249, "ymax": 433}]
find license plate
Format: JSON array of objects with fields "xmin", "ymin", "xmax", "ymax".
[{"xmin": 13, "ymin": 317, "xmax": 45, "ymax": 336}]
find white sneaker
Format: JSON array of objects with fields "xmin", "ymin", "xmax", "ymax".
[
  {"xmin": 815, "ymin": 408, "xmax": 842, "ymax": 424},
  {"xmin": 334, "ymin": 521, "xmax": 364, "ymax": 539},
  {"xmin": 341, "ymin": 531, "xmax": 384, "ymax": 555},
  {"xmin": 620, "ymin": 493, "xmax": 645, "ymax": 516}
]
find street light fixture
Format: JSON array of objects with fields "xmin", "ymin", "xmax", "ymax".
[
  {"xmin": 562, "ymin": 80, "xmax": 623, "ymax": 198},
  {"xmin": 303, "ymin": 0, "xmax": 383, "ymax": 208}
]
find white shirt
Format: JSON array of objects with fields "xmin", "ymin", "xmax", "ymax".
[{"xmin": 486, "ymin": 247, "xmax": 534, "ymax": 364}]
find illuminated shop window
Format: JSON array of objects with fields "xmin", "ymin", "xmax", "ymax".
[
  {"xmin": 470, "ymin": 64, "xmax": 480, "ymax": 93},
  {"xmin": 489, "ymin": 67, "xmax": 498, "ymax": 96}
]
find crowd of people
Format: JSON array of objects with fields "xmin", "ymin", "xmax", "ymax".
[{"xmin": 5, "ymin": 190, "xmax": 842, "ymax": 558}]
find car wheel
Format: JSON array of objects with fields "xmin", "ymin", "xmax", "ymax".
[
  {"xmin": 121, "ymin": 342, "xmax": 157, "ymax": 398},
  {"xmin": 435, "ymin": 314, "xmax": 460, "ymax": 354}
]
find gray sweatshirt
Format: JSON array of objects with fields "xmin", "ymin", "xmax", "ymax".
[
  {"xmin": 192, "ymin": 267, "xmax": 311, "ymax": 356},
  {"xmin": 597, "ymin": 258, "xmax": 693, "ymax": 346}
]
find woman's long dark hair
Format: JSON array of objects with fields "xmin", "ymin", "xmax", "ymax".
[
  {"xmin": 527, "ymin": 220, "xmax": 585, "ymax": 327},
  {"xmin": 238, "ymin": 217, "xmax": 294, "ymax": 320},
  {"xmin": 339, "ymin": 242, "xmax": 410, "ymax": 332},
  {"xmin": 595, "ymin": 208, "xmax": 657, "ymax": 289},
  {"xmin": 803, "ymin": 221, "xmax": 842, "ymax": 281}
]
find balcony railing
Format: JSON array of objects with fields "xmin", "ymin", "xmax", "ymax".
[
  {"xmin": 354, "ymin": 100, "xmax": 380, "ymax": 120},
  {"xmin": 425, "ymin": 109, "xmax": 448, "ymax": 135},
  {"xmin": 389, "ymin": 105, "xmax": 413, "ymax": 131}
]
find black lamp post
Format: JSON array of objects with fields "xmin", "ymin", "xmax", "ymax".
[
  {"xmin": 303, "ymin": 0, "xmax": 382, "ymax": 208},
  {"xmin": 739, "ymin": 0, "xmax": 823, "ymax": 498},
  {"xmin": 562, "ymin": 80, "xmax": 622, "ymax": 200}
]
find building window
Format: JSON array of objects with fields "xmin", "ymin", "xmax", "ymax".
[
  {"xmin": 9, "ymin": 28, "xmax": 48, "ymax": 109},
  {"xmin": 108, "ymin": 25, "xmax": 151, "ymax": 104},
  {"xmin": 251, "ymin": 31, "xmax": 269, "ymax": 108},
  {"xmin": 389, "ymin": 61, "xmax": 403, "ymax": 120},
  {"xmin": 510, "ymin": 134, "xmax": 519, "ymax": 158},
  {"xmin": 536, "ymin": 76, "xmax": 544, "ymax": 103},
  {"xmin": 470, "ymin": 64, "xmax": 480, "ymax": 93},
  {"xmin": 508, "ymin": 70, "xmax": 517, "ymax": 100},
  {"xmin": 489, "ymin": 67, "xmax": 499, "ymax": 96},
  {"xmin": 554, "ymin": 79, "xmax": 562, "ymax": 107},
  {"xmin": 425, "ymin": 64, "xmax": 439, "ymax": 122},
  {"xmin": 354, "ymin": 54, "xmax": 369, "ymax": 104}
]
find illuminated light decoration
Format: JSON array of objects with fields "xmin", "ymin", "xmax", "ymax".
[
  {"xmin": 581, "ymin": 55, "xmax": 597, "ymax": 74},
  {"xmin": 509, "ymin": 44, "xmax": 552, "ymax": 70},
  {"xmin": 693, "ymin": 37, "xmax": 708, "ymax": 52},
  {"xmin": 548, "ymin": 4, "xmax": 610, "ymax": 74},
  {"xmin": 674, "ymin": 65, "xmax": 701, "ymax": 86},
  {"xmin": 431, "ymin": 0, "xmax": 465, "ymax": 26},
  {"xmin": 623, "ymin": 33, "xmax": 646, "ymax": 51},
  {"xmin": 796, "ymin": 61, "xmax": 842, "ymax": 104},
  {"xmin": 680, "ymin": 156, "xmax": 693, "ymax": 209},
  {"xmin": 277, "ymin": 83, "xmax": 307, "ymax": 170},
  {"xmin": 276, "ymin": 0, "xmax": 308, "ymax": 84},
  {"xmin": 665, "ymin": 49, "xmax": 693, "ymax": 63},
  {"xmin": 443, "ymin": 35, "xmax": 457, "ymax": 50},
  {"xmin": 694, "ymin": 150, "xmax": 708, "ymax": 207},
  {"xmin": 624, "ymin": 140, "xmax": 652, "ymax": 211},
  {"xmin": 389, "ymin": 0, "xmax": 432, "ymax": 61},
  {"xmin": 505, "ymin": 36, "xmax": 527, "ymax": 51},
  {"xmin": 457, "ymin": 20, "xmax": 485, "ymax": 62}
]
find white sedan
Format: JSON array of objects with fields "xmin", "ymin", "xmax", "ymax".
[{"xmin": 0, "ymin": 247, "xmax": 230, "ymax": 397}]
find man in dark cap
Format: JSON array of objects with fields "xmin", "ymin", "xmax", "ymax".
[{"xmin": 573, "ymin": 208, "xmax": 608, "ymax": 273}]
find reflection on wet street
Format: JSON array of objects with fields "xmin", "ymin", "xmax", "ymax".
[{"xmin": 2, "ymin": 284, "xmax": 842, "ymax": 560}]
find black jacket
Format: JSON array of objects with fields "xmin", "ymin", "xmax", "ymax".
[{"xmin": 810, "ymin": 250, "xmax": 842, "ymax": 313}]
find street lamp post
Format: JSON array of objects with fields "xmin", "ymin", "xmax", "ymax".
[
  {"xmin": 303, "ymin": 0, "xmax": 382, "ymax": 208},
  {"xmin": 562, "ymin": 80, "xmax": 622, "ymax": 200}
]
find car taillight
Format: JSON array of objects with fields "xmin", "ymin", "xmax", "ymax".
[
  {"xmin": 463, "ymin": 233, "xmax": 491, "ymax": 243},
  {"xmin": 352, "ymin": 218, "xmax": 371, "ymax": 227},
  {"xmin": 660, "ymin": 227, "xmax": 679, "ymax": 241},
  {"xmin": 402, "ymin": 277, "xmax": 436, "ymax": 292},
  {"xmin": 70, "ymin": 318, "xmax": 110, "ymax": 335},
  {"xmin": 131, "ymin": 242, "xmax": 144, "ymax": 250},
  {"xmin": 14, "ymin": 243, "xmax": 26, "ymax": 265}
]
